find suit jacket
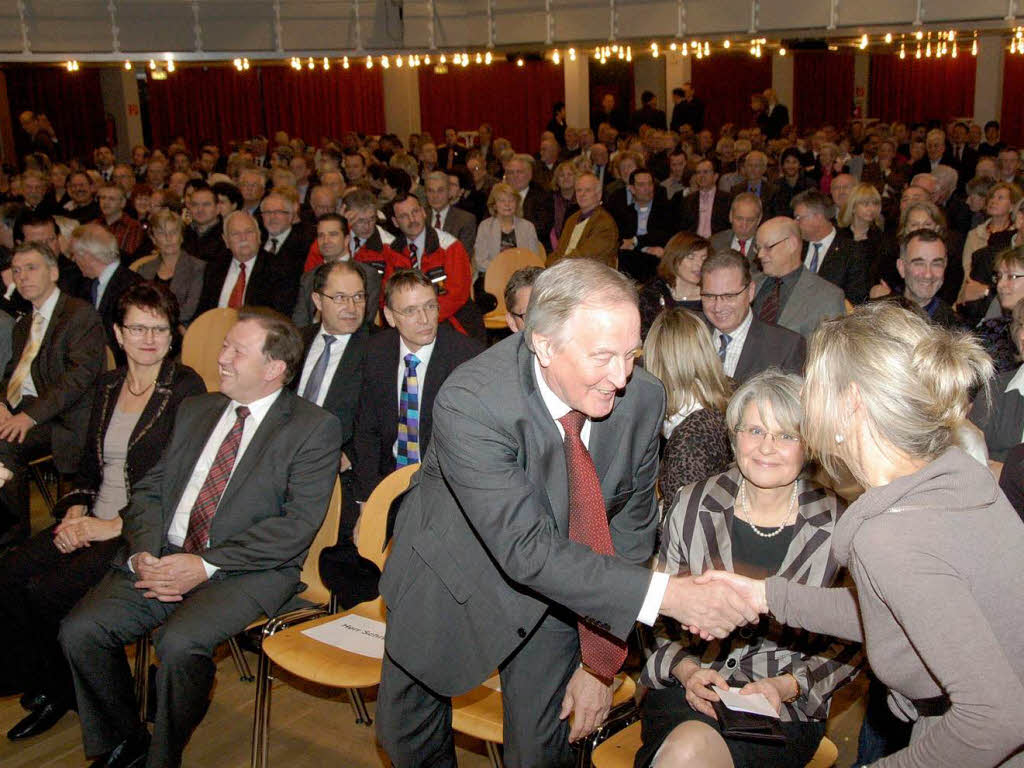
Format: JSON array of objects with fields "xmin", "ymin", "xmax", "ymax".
[
  {"xmin": 679, "ymin": 190, "xmax": 731, "ymax": 236},
  {"xmin": 437, "ymin": 145, "xmax": 467, "ymax": 170},
  {"xmin": 521, "ymin": 183, "xmax": 555, "ymax": 249},
  {"xmin": 710, "ymin": 229, "xmax": 759, "ymax": 262},
  {"xmin": 196, "ymin": 252, "xmax": 298, "ymax": 317},
  {"xmin": 969, "ymin": 367, "xmax": 1024, "ymax": 462},
  {"xmin": 136, "ymin": 251, "xmax": 207, "ymax": 325},
  {"xmin": 549, "ymin": 208, "xmax": 619, "ymax": 268},
  {"xmin": 117, "ymin": 388, "xmax": 342, "ymax": 616},
  {"xmin": 805, "ymin": 234, "xmax": 869, "ymax": 305},
  {"xmin": 182, "ymin": 220, "xmax": 230, "ymax": 263},
  {"xmin": 605, "ymin": 188, "xmax": 676, "ymax": 248},
  {"xmin": 731, "ymin": 315, "xmax": 807, "ymax": 383},
  {"xmin": 756, "ymin": 268, "xmax": 846, "ymax": 339},
  {"xmin": 87, "ymin": 264, "xmax": 144, "ymax": 359},
  {"xmin": 351, "ymin": 325, "xmax": 483, "ymax": 502},
  {"xmin": 434, "ymin": 205, "xmax": 478, "ymax": 260},
  {"xmin": 264, "ymin": 224, "xmax": 314, "ymax": 275},
  {"xmin": 730, "ymin": 179, "xmax": 778, "ymax": 206},
  {"xmin": 1, "ymin": 292, "xmax": 106, "ymax": 471},
  {"xmin": 764, "ymin": 104, "xmax": 789, "ymax": 139},
  {"xmin": 293, "ymin": 324, "xmax": 370, "ymax": 458},
  {"xmin": 379, "ymin": 333, "xmax": 665, "ymax": 695},
  {"xmin": 0, "ymin": 309, "xmax": 12, "ymax": 378},
  {"xmin": 290, "ymin": 261, "xmax": 381, "ymax": 330}
]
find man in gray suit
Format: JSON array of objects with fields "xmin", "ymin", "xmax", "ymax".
[
  {"xmin": 752, "ymin": 217, "xmax": 847, "ymax": 339},
  {"xmin": 60, "ymin": 309, "xmax": 341, "ymax": 768},
  {"xmin": 377, "ymin": 260, "xmax": 759, "ymax": 767},
  {"xmin": 709, "ymin": 192, "xmax": 762, "ymax": 265},
  {"xmin": 425, "ymin": 170, "xmax": 477, "ymax": 259}
]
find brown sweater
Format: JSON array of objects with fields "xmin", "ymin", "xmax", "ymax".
[{"xmin": 767, "ymin": 447, "xmax": 1024, "ymax": 767}]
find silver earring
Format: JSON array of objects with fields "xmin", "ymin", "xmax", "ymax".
[{"xmin": 834, "ymin": 433, "xmax": 845, "ymax": 444}]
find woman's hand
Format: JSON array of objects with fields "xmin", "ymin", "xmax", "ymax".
[
  {"xmin": 53, "ymin": 515, "xmax": 122, "ymax": 554},
  {"xmin": 738, "ymin": 678, "xmax": 787, "ymax": 715},
  {"xmin": 958, "ymin": 278, "xmax": 990, "ymax": 305},
  {"xmin": 64, "ymin": 504, "xmax": 88, "ymax": 520},
  {"xmin": 682, "ymin": 666, "xmax": 730, "ymax": 720}
]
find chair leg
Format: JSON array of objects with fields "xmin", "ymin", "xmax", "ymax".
[
  {"xmin": 484, "ymin": 740, "xmax": 504, "ymax": 768},
  {"xmin": 133, "ymin": 634, "xmax": 150, "ymax": 723},
  {"xmin": 250, "ymin": 651, "xmax": 273, "ymax": 768},
  {"xmin": 28, "ymin": 461, "xmax": 56, "ymax": 513},
  {"xmin": 229, "ymin": 636, "xmax": 255, "ymax": 682},
  {"xmin": 346, "ymin": 687, "xmax": 372, "ymax": 726}
]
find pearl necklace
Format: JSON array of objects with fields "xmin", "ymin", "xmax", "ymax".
[{"xmin": 737, "ymin": 479, "xmax": 798, "ymax": 538}]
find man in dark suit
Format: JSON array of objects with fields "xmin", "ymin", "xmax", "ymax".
[
  {"xmin": 376, "ymin": 259, "xmax": 759, "ymax": 767},
  {"xmin": 729, "ymin": 151, "xmax": 776, "ymax": 205},
  {"xmin": 700, "ymin": 250, "xmax": 805, "ymax": 383},
  {"xmin": 670, "ymin": 84, "xmax": 704, "ymax": 133},
  {"xmin": 762, "ymin": 89, "xmax": 790, "ymax": 140},
  {"xmin": 182, "ymin": 185, "xmax": 229, "ymax": 263},
  {"xmin": 60, "ymin": 309, "xmax": 342, "ymax": 768},
  {"xmin": 424, "ymin": 171, "xmax": 477, "ymax": 258},
  {"xmin": 630, "ymin": 90, "xmax": 667, "ymax": 133},
  {"xmin": 197, "ymin": 211, "xmax": 297, "ymax": 317},
  {"xmin": 948, "ymin": 121, "xmax": 978, "ymax": 189},
  {"xmin": 911, "ymin": 128, "xmax": 955, "ymax": 177},
  {"xmin": 258, "ymin": 187, "xmax": 314, "ymax": 275},
  {"xmin": 506, "ymin": 154, "xmax": 555, "ymax": 248},
  {"xmin": 792, "ymin": 189, "xmax": 869, "ymax": 304},
  {"xmin": 709, "ymin": 192, "xmax": 763, "ymax": 263},
  {"xmin": 437, "ymin": 127, "xmax": 467, "ymax": 171},
  {"xmin": 70, "ymin": 223, "xmax": 143, "ymax": 361},
  {"xmin": 607, "ymin": 169, "xmax": 677, "ymax": 282},
  {"xmin": 679, "ymin": 159, "xmax": 731, "ymax": 237},
  {"xmin": 0, "ymin": 243, "xmax": 105, "ymax": 548},
  {"xmin": 352, "ymin": 269, "xmax": 482, "ymax": 505}
]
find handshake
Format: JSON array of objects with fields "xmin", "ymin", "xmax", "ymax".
[{"xmin": 659, "ymin": 571, "xmax": 769, "ymax": 640}]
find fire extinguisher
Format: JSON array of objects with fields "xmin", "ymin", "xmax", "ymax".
[{"xmin": 105, "ymin": 112, "xmax": 117, "ymax": 148}]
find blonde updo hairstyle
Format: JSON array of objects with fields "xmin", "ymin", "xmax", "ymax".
[{"xmin": 802, "ymin": 301, "xmax": 993, "ymax": 486}]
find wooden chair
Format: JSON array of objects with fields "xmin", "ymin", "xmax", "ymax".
[
  {"xmin": 250, "ymin": 463, "xmax": 419, "ymax": 768},
  {"xmin": 589, "ymin": 718, "xmax": 839, "ymax": 768},
  {"xmin": 105, "ymin": 345, "xmax": 116, "ymax": 371},
  {"xmin": 181, "ymin": 307, "xmax": 238, "ymax": 392},
  {"xmin": 129, "ymin": 254, "xmax": 158, "ymax": 273},
  {"xmin": 481, "ymin": 247, "xmax": 545, "ymax": 330},
  {"xmin": 451, "ymin": 672, "xmax": 637, "ymax": 768}
]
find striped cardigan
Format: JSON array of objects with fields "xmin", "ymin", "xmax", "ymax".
[{"xmin": 640, "ymin": 467, "xmax": 863, "ymax": 723}]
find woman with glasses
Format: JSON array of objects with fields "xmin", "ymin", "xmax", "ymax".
[
  {"xmin": 973, "ymin": 246, "xmax": 1024, "ymax": 373},
  {"xmin": 639, "ymin": 232, "xmax": 710, "ymax": 340},
  {"xmin": 970, "ymin": 297, "xmax": 1024, "ymax": 465},
  {"xmin": 136, "ymin": 208, "xmax": 206, "ymax": 326},
  {"xmin": 0, "ymin": 282, "xmax": 205, "ymax": 741},
  {"xmin": 637, "ymin": 369, "xmax": 858, "ymax": 768}
]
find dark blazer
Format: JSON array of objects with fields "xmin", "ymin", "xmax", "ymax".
[
  {"xmin": 1, "ymin": 292, "xmax": 106, "ymax": 472},
  {"xmin": 969, "ymin": 367, "xmax": 1024, "ymax": 462},
  {"xmin": 806, "ymin": 234, "xmax": 869, "ymax": 305},
  {"xmin": 351, "ymin": 325, "xmax": 483, "ymax": 502},
  {"xmin": 196, "ymin": 252, "xmax": 298, "ymax": 317},
  {"xmin": 379, "ymin": 333, "xmax": 665, "ymax": 695},
  {"xmin": 291, "ymin": 261, "xmax": 381, "ymax": 330},
  {"xmin": 436, "ymin": 205, "xmax": 478, "ymax": 259},
  {"xmin": 264, "ymin": 224, "xmax": 314, "ymax": 275},
  {"xmin": 606, "ymin": 189, "xmax": 676, "ymax": 248},
  {"xmin": 117, "ymin": 388, "xmax": 342, "ymax": 615},
  {"xmin": 521, "ymin": 183, "xmax": 555, "ymax": 250},
  {"xmin": 56, "ymin": 359, "xmax": 206, "ymax": 514},
  {"xmin": 86, "ymin": 264, "xmax": 143, "ymax": 360},
  {"xmin": 731, "ymin": 315, "xmax": 807, "ymax": 383},
  {"xmin": 678, "ymin": 190, "xmax": 731, "ymax": 235},
  {"xmin": 437, "ymin": 145, "xmax": 467, "ymax": 169},
  {"xmin": 182, "ymin": 219, "xmax": 230, "ymax": 263},
  {"xmin": 730, "ymin": 179, "xmax": 778, "ymax": 206}
]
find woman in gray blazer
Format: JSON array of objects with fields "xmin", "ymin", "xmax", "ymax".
[
  {"xmin": 135, "ymin": 208, "xmax": 205, "ymax": 325},
  {"xmin": 472, "ymin": 181, "xmax": 540, "ymax": 276}
]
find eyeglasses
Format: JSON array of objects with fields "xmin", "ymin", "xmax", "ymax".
[
  {"xmin": 702, "ymin": 284, "xmax": 750, "ymax": 302},
  {"xmin": 994, "ymin": 271, "xmax": 1024, "ymax": 284},
  {"xmin": 734, "ymin": 425, "xmax": 801, "ymax": 445},
  {"xmin": 317, "ymin": 291, "xmax": 367, "ymax": 306},
  {"xmin": 122, "ymin": 324, "xmax": 172, "ymax": 338},
  {"xmin": 261, "ymin": 208, "xmax": 291, "ymax": 217},
  {"xmin": 757, "ymin": 236, "xmax": 789, "ymax": 251},
  {"xmin": 391, "ymin": 301, "xmax": 440, "ymax": 318}
]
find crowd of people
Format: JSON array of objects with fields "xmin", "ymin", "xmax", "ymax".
[{"xmin": 0, "ymin": 88, "xmax": 1020, "ymax": 768}]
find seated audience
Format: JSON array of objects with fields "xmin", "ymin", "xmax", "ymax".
[
  {"xmin": 549, "ymin": 172, "xmax": 619, "ymax": 268},
  {"xmin": 702, "ymin": 250, "xmax": 806, "ymax": 382},
  {"xmin": 792, "ymin": 189, "xmax": 869, "ymax": 304},
  {"xmin": 95, "ymin": 184, "xmax": 146, "ymax": 263},
  {"xmin": 730, "ymin": 150, "xmax": 776, "ymax": 205},
  {"xmin": 343, "ymin": 188, "xmax": 396, "ymax": 277},
  {"xmin": 638, "ymin": 232, "xmax": 708, "ymax": 339},
  {"xmin": 970, "ymin": 297, "xmax": 1024, "ymax": 462},
  {"xmin": 504, "ymin": 154, "xmax": 554, "ymax": 248},
  {"xmin": 679, "ymin": 159, "xmax": 730, "ymax": 238},
  {"xmin": 643, "ymin": 307, "xmax": 733, "ymax": 502},
  {"xmin": 425, "ymin": 170, "xmax": 477, "ymax": 259},
  {"xmin": 0, "ymin": 283, "xmax": 203, "ymax": 740},
  {"xmin": 0, "ymin": 243, "xmax": 106, "ymax": 548},
  {"xmin": 638, "ymin": 369, "xmax": 858, "ymax": 768},
  {"xmin": 610, "ymin": 168, "xmax": 677, "ymax": 283},
  {"xmin": 60, "ymin": 308, "xmax": 342, "ymax": 768},
  {"xmin": 135, "ymin": 209, "xmax": 205, "ymax": 326},
  {"xmin": 837, "ymin": 183, "xmax": 890, "ymax": 287},
  {"xmin": 710, "ymin": 192, "xmax": 761, "ymax": 263},
  {"xmin": 351, "ymin": 269, "xmax": 482, "ymax": 504},
  {"xmin": 766, "ymin": 147, "xmax": 812, "ymax": 218},
  {"xmin": 974, "ymin": 245, "xmax": 1024, "ymax": 373},
  {"xmin": 888, "ymin": 228, "xmax": 959, "ymax": 328},
  {"xmin": 549, "ymin": 161, "xmax": 580, "ymax": 250},
  {"xmin": 503, "ymin": 265, "xmax": 542, "ymax": 333},
  {"xmin": 960, "ymin": 181, "xmax": 1021, "ymax": 303},
  {"xmin": 182, "ymin": 185, "xmax": 229, "ymax": 263},
  {"xmin": 472, "ymin": 181, "xmax": 540, "ymax": 277}
]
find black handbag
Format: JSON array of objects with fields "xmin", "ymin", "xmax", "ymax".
[{"xmin": 710, "ymin": 695, "xmax": 788, "ymax": 744}]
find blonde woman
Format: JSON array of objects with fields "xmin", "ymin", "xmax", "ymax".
[
  {"xmin": 471, "ymin": 182, "xmax": 540, "ymax": 277},
  {"xmin": 643, "ymin": 307, "xmax": 733, "ymax": 501},
  {"xmin": 706, "ymin": 301, "xmax": 1024, "ymax": 768},
  {"xmin": 960, "ymin": 182, "xmax": 1022, "ymax": 304},
  {"xmin": 136, "ymin": 209, "xmax": 205, "ymax": 325}
]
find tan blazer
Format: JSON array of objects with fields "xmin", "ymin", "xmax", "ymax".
[{"xmin": 548, "ymin": 206, "xmax": 619, "ymax": 269}]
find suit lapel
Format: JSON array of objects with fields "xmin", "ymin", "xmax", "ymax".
[
  {"xmin": 732, "ymin": 315, "xmax": 762, "ymax": 382},
  {"xmin": 323, "ymin": 327, "xmax": 366, "ymax": 411},
  {"xmin": 588, "ymin": 398, "xmax": 629, "ymax": 512},
  {"xmin": 520, "ymin": 343, "xmax": 570, "ymax": 536}
]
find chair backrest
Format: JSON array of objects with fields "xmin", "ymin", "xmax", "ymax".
[
  {"xmin": 296, "ymin": 477, "xmax": 342, "ymax": 606},
  {"xmin": 129, "ymin": 254, "xmax": 157, "ymax": 273},
  {"xmin": 482, "ymin": 247, "xmax": 546, "ymax": 318},
  {"xmin": 181, "ymin": 307, "xmax": 238, "ymax": 392},
  {"xmin": 104, "ymin": 346, "xmax": 116, "ymax": 371},
  {"xmin": 357, "ymin": 463, "xmax": 419, "ymax": 570}
]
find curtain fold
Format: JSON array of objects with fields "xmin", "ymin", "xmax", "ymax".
[
  {"xmin": 1001, "ymin": 54, "xmax": 1024, "ymax": 147},
  {"xmin": 417, "ymin": 61, "xmax": 564, "ymax": 153},
  {"xmin": 690, "ymin": 54, "xmax": 773, "ymax": 135},
  {"xmin": 868, "ymin": 53, "xmax": 976, "ymax": 124},
  {"xmin": 792, "ymin": 50, "xmax": 855, "ymax": 130}
]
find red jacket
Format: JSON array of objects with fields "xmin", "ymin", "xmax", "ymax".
[
  {"xmin": 303, "ymin": 225, "xmax": 395, "ymax": 274},
  {"xmin": 381, "ymin": 227, "xmax": 472, "ymax": 325}
]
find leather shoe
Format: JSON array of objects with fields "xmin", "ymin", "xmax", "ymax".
[
  {"xmin": 20, "ymin": 691, "xmax": 47, "ymax": 711},
  {"xmin": 89, "ymin": 730, "xmax": 150, "ymax": 768},
  {"xmin": 6, "ymin": 700, "xmax": 70, "ymax": 740}
]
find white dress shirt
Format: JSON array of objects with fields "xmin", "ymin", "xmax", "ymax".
[
  {"xmin": 217, "ymin": 256, "xmax": 257, "ymax": 308},
  {"xmin": 23, "ymin": 287, "xmax": 61, "ymax": 399},
  {"xmin": 392, "ymin": 336, "xmax": 436, "ymax": 458},
  {"xmin": 532, "ymin": 358, "xmax": 668, "ymax": 626},
  {"xmin": 803, "ymin": 227, "xmax": 836, "ymax": 273},
  {"xmin": 716, "ymin": 310, "xmax": 753, "ymax": 378},
  {"xmin": 164, "ymin": 388, "xmax": 283, "ymax": 575},
  {"xmin": 296, "ymin": 331, "xmax": 352, "ymax": 407}
]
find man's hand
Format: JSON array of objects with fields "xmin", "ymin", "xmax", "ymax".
[
  {"xmin": 694, "ymin": 570, "xmax": 769, "ymax": 614},
  {"xmin": 134, "ymin": 553, "xmax": 209, "ymax": 601},
  {"xmin": 641, "ymin": 246, "xmax": 665, "ymax": 257},
  {"xmin": 0, "ymin": 412, "xmax": 35, "ymax": 443},
  {"xmin": 660, "ymin": 574, "xmax": 761, "ymax": 639},
  {"xmin": 559, "ymin": 667, "xmax": 613, "ymax": 743}
]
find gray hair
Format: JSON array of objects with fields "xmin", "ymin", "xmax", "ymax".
[
  {"xmin": 424, "ymin": 170, "xmax": 449, "ymax": 186},
  {"xmin": 524, "ymin": 259, "xmax": 637, "ymax": 351},
  {"xmin": 223, "ymin": 209, "xmax": 259, "ymax": 239},
  {"xmin": 71, "ymin": 223, "xmax": 119, "ymax": 266},
  {"xmin": 14, "ymin": 241, "xmax": 58, "ymax": 268},
  {"xmin": 725, "ymin": 369, "xmax": 804, "ymax": 448},
  {"xmin": 511, "ymin": 153, "xmax": 536, "ymax": 168}
]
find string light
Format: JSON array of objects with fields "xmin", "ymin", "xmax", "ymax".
[
  {"xmin": 899, "ymin": 40, "xmax": 906, "ymax": 59},
  {"xmin": 915, "ymin": 30, "xmax": 923, "ymax": 40},
  {"xmin": 166, "ymin": 55, "xmax": 175, "ymax": 73},
  {"xmin": 307, "ymin": 56, "xmax": 314, "ymax": 69},
  {"xmin": 343, "ymin": 56, "xmax": 350, "ymax": 69},
  {"xmin": 972, "ymin": 32, "xmax": 978, "ymax": 56},
  {"xmin": 323, "ymin": 56, "xmax": 330, "ymax": 70},
  {"xmin": 366, "ymin": 56, "xmax": 373, "ymax": 68},
  {"xmin": 381, "ymin": 55, "xmax": 390, "ymax": 68},
  {"xmin": 885, "ymin": 32, "xmax": 893, "ymax": 44},
  {"xmin": 859, "ymin": 34, "xmax": 868, "ymax": 49},
  {"xmin": 626, "ymin": 45, "xmax": 632, "ymax": 61},
  {"xmin": 778, "ymin": 46, "xmax": 787, "ymax": 56},
  {"xmin": 915, "ymin": 43, "xmax": 922, "ymax": 59},
  {"xmin": 149, "ymin": 59, "xmax": 157, "ymax": 70},
  {"xmin": 516, "ymin": 57, "xmax": 524, "ymax": 67},
  {"xmin": 723, "ymin": 39, "xmax": 731, "ymax": 49},
  {"xmin": 424, "ymin": 54, "xmax": 431, "ymax": 64},
  {"xmin": 650, "ymin": 42, "xmax": 659, "ymax": 58},
  {"xmin": 568, "ymin": 48, "xmax": 576, "ymax": 61},
  {"xmin": 124, "ymin": 60, "xmax": 132, "ymax": 70},
  {"xmin": 475, "ymin": 52, "xmax": 482, "ymax": 63},
  {"xmin": 552, "ymin": 49, "xmax": 560, "ymax": 64},
  {"xmin": 704, "ymin": 41, "xmax": 710, "ymax": 55}
]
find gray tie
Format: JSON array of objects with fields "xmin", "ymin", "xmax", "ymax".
[
  {"xmin": 267, "ymin": 237, "xmax": 279, "ymax": 254},
  {"xmin": 808, "ymin": 242, "xmax": 822, "ymax": 273},
  {"xmin": 301, "ymin": 334, "xmax": 335, "ymax": 403},
  {"xmin": 718, "ymin": 332, "xmax": 731, "ymax": 362}
]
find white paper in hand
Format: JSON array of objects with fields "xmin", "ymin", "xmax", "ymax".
[{"xmin": 712, "ymin": 686, "xmax": 781, "ymax": 719}]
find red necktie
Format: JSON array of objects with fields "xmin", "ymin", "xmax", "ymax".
[
  {"xmin": 738, "ymin": 239, "xmax": 747, "ymax": 257},
  {"xmin": 759, "ymin": 277, "xmax": 782, "ymax": 325},
  {"xmin": 183, "ymin": 406, "xmax": 250, "ymax": 553},
  {"xmin": 227, "ymin": 261, "xmax": 247, "ymax": 308},
  {"xmin": 435, "ymin": 212, "xmax": 442, "ymax": 228},
  {"xmin": 558, "ymin": 410, "xmax": 627, "ymax": 681}
]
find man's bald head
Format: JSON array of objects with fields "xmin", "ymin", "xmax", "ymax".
[{"xmin": 755, "ymin": 217, "xmax": 802, "ymax": 277}]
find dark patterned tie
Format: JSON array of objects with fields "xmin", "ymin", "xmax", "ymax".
[
  {"xmin": 183, "ymin": 406, "xmax": 250, "ymax": 553},
  {"xmin": 396, "ymin": 353, "xmax": 421, "ymax": 465},
  {"xmin": 718, "ymin": 333, "xmax": 732, "ymax": 361},
  {"xmin": 759, "ymin": 278, "xmax": 782, "ymax": 325},
  {"xmin": 558, "ymin": 410, "xmax": 627, "ymax": 681},
  {"xmin": 808, "ymin": 242, "xmax": 822, "ymax": 273},
  {"xmin": 409, "ymin": 242, "xmax": 419, "ymax": 271}
]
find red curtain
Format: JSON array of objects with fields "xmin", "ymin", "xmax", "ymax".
[
  {"xmin": 5, "ymin": 66, "xmax": 106, "ymax": 162},
  {"xmin": 1001, "ymin": 54, "xmax": 1024, "ymax": 147},
  {"xmin": 260, "ymin": 66, "xmax": 385, "ymax": 146},
  {"xmin": 418, "ymin": 60, "xmax": 564, "ymax": 153},
  {"xmin": 690, "ymin": 54, "xmax": 772, "ymax": 134},
  {"xmin": 146, "ymin": 67, "xmax": 264, "ymax": 154},
  {"xmin": 868, "ymin": 53, "xmax": 976, "ymax": 124},
  {"xmin": 792, "ymin": 51, "xmax": 855, "ymax": 131}
]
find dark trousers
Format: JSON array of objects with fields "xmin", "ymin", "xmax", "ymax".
[
  {"xmin": 856, "ymin": 676, "xmax": 912, "ymax": 764},
  {"xmin": 60, "ymin": 566, "xmax": 268, "ymax": 768},
  {"xmin": 0, "ymin": 412, "xmax": 57, "ymax": 537},
  {"xmin": 377, "ymin": 608, "xmax": 581, "ymax": 768},
  {"xmin": 0, "ymin": 526, "xmax": 121, "ymax": 704}
]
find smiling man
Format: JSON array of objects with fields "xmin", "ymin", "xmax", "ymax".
[
  {"xmin": 377, "ymin": 259, "xmax": 761, "ymax": 768},
  {"xmin": 895, "ymin": 228, "xmax": 958, "ymax": 328}
]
